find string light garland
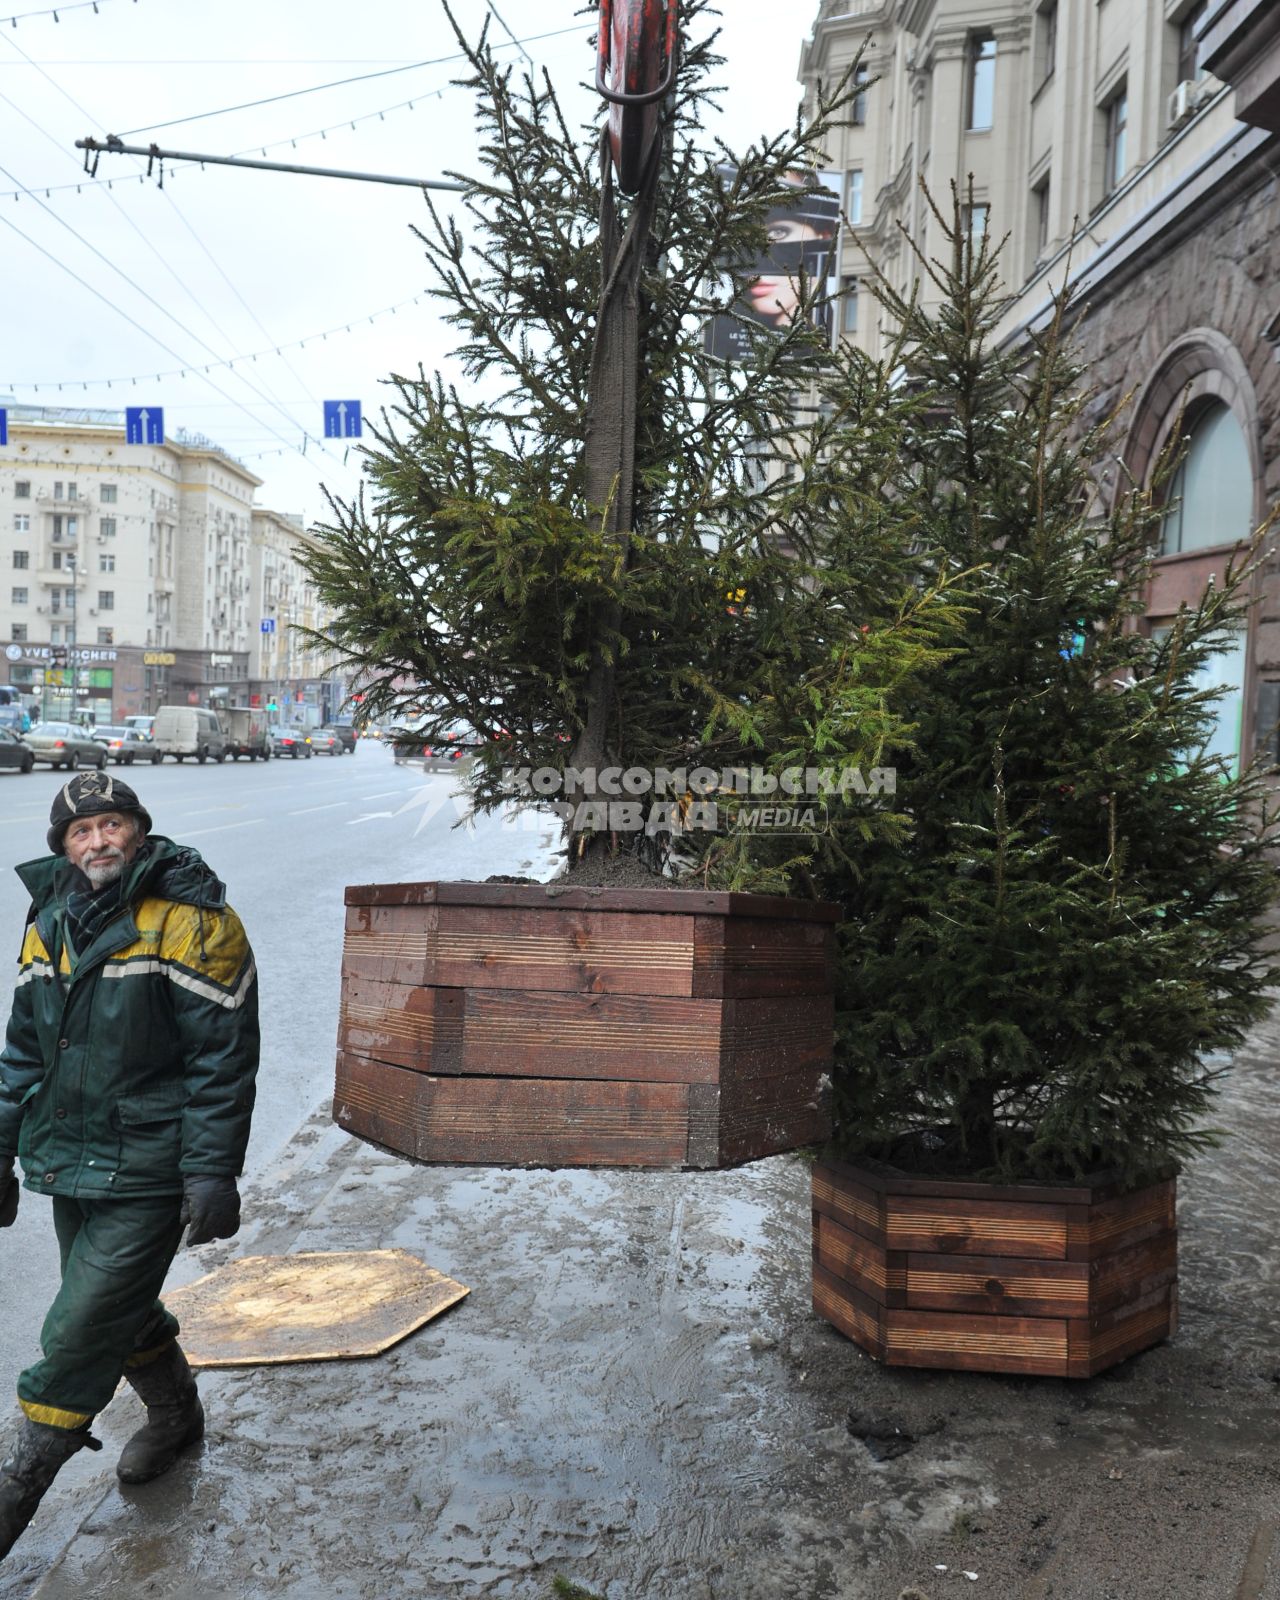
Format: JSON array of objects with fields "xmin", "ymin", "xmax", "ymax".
[
  {"xmin": 2, "ymin": 0, "xmax": 134, "ymax": 27},
  {"xmin": 0, "ymin": 21, "xmax": 591, "ymax": 202},
  {"xmin": 5, "ymin": 292, "xmax": 427, "ymax": 391}
]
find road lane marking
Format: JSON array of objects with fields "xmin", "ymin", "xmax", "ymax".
[
  {"xmin": 347, "ymin": 812, "xmax": 395, "ymax": 824},
  {"xmin": 287, "ymin": 802, "xmax": 350, "ymax": 815},
  {"xmin": 177, "ymin": 820, "xmax": 265, "ymax": 839},
  {"xmin": 360, "ymin": 788, "xmax": 430, "ymax": 799}
]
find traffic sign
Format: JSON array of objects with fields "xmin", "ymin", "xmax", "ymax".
[
  {"xmin": 125, "ymin": 407, "xmax": 164, "ymax": 445},
  {"xmin": 323, "ymin": 400, "xmax": 362, "ymax": 438},
  {"xmin": 0, "ymin": 408, "xmax": 7, "ymax": 447},
  {"xmin": 260, "ymin": 618, "xmax": 276, "ymax": 634}
]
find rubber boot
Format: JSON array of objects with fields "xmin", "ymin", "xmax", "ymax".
[
  {"xmin": 0, "ymin": 1418, "xmax": 101, "ymax": 1560},
  {"xmin": 116, "ymin": 1342, "xmax": 204, "ymax": 1485}
]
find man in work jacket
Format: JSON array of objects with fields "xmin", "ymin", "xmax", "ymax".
[{"xmin": 0, "ymin": 771, "xmax": 259, "ymax": 1560}]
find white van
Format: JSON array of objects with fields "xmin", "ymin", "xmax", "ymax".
[{"xmin": 152, "ymin": 705, "xmax": 229, "ymax": 764}]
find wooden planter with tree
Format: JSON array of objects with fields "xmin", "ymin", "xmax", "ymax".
[
  {"xmin": 334, "ymin": 881, "xmax": 836, "ymax": 1170},
  {"xmin": 806, "ymin": 199, "xmax": 1278, "ymax": 1375},
  {"xmin": 302, "ymin": 12, "xmax": 955, "ymax": 1169},
  {"xmin": 812, "ymin": 1158, "xmax": 1177, "ymax": 1377}
]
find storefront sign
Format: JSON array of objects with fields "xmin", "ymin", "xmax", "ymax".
[
  {"xmin": 143, "ymin": 651, "xmax": 176, "ymax": 666},
  {"xmin": 4, "ymin": 643, "xmax": 118, "ymax": 664}
]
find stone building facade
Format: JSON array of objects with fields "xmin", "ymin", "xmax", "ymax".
[
  {"xmin": 800, "ymin": 0, "xmax": 1280, "ymax": 769},
  {"xmin": 0, "ymin": 408, "xmax": 341, "ymax": 724}
]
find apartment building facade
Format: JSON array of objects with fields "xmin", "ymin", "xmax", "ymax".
[
  {"xmin": 0, "ymin": 408, "xmax": 341, "ymax": 724},
  {"xmin": 251, "ymin": 508, "xmax": 343, "ymax": 725},
  {"xmin": 802, "ymin": 0, "xmax": 1280, "ymax": 770}
]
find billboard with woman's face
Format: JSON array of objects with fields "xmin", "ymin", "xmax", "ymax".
[{"xmin": 704, "ymin": 170, "xmax": 843, "ymax": 363}]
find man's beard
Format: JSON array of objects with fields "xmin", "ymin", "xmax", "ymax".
[{"xmin": 82, "ymin": 850, "xmax": 127, "ymax": 889}]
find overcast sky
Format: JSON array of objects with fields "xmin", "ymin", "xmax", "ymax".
[{"xmin": 0, "ymin": 0, "xmax": 819, "ymax": 524}]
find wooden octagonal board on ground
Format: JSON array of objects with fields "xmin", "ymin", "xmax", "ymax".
[{"xmin": 163, "ymin": 1250, "xmax": 470, "ymax": 1368}]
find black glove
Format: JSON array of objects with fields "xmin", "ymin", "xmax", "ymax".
[
  {"xmin": 0, "ymin": 1158, "xmax": 17, "ymax": 1229},
  {"xmin": 179, "ymin": 1174, "xmax": 241, "ymax": 1247}
]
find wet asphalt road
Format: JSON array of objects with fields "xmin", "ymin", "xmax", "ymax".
[{"xmin": 0, "ymin": 742, "xmax": 559, "ymax": 1395}]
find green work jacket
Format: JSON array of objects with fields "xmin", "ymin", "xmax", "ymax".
[{"xmin": 0, "ymin": 836, "xmax": 259, "ymax": 1199}]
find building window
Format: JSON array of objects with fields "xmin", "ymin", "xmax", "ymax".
[
  {"xmin": 97, "ymin": 628, "xmax": 114, "ymax": 645},
  {"xmin": 13, "ymin": 515, "xmax": 29, "ymax": 534},
  {"xmin": 14, "ymin": 481, "xmax": 30, "ymax": 500},
  {"xmin": 11, "ymin": 625, "xmax": 26, "ymax": 643},
  {"xmin": 845, "ymin": 167, "xmax": 863, "ymax": 226},
  {"xmin": 67, "ymin": 483, "xmax": 78, "ymax": 501},
  {"xmin": 53, "ymin": 482, "xmax": 63, "ymax": 500},
  {"xmin": 851, "ymin": 64, "xmax": 869, "ymax": 126},
  {"xmin": 1104, "ymin": 88, "xmax": 1128, "ymax": 195},
  {"xmin": 964, "ymin": 203, "xmax": 990, "ymax": 249},
  {"xmin": 98, "ymin": 590, "xmax": 115, "ymax": 610},
  {"xmin": 100, "ymin": 484, "xmax": 117, "ymax": 504},
  {"xmin": 53, "ymin": 551, "xmax": 64, "ymax": 570},
  {"xmin": 1161, "ymin": 402, "xmax": 1253, "ymax": 556},
  {"xmin": 12, "ymin": 551, "xmax": 28, "ymax": 569},
  {"xmin": 1038, "ymin": 2, "xmax": 1058, "ymax": 85},
  {"xmin": 99, "ymin": 554, "xmax": 115, "ymax": 573},
  {"xmin": 840, "ymin": 276, "xmax": 859, "ymax": 334},
  {"xmin": 99, "ymin": 518, "xmax": 116, "ymax": 538},
  {"xmin": 1032, "ymin": 175, "xmax": 1051, "ymax": 255},
  {"xmin": 967, "ymin": 35, "xmax": 997, "ymax": 130},
  {"xmin": 10, "ymin": 586, "xmax": 28, "ymax": 604},
  {"xmin": 1178, "ymin": 2, "xmax": 1207, "ymax": 84}
]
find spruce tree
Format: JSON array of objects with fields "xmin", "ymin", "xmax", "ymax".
[
  {"xmin": 823, "ymin": 192, "xmax": 1279, "ymax": 1187},
  {"xmin": 297, "ymin": 3, "xmax": 957, "ymax": 881}
]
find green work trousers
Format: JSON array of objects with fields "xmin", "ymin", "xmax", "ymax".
[{"xmin": 17, "ymin": 1194, "xmax": 184, "ymax": 1430}]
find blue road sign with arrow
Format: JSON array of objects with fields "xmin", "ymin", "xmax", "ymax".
[
  {"xmin": 323, "ymin": 400, "xmax": 362, "ymax": 438},
  {"xmin": 125, "ymin": 407, "xmax": 164, "ymax": 445},
  {"xmin": 260, "ymin": 618, "xmax": 276, "ymax": 634},
  {"xmin": 0, "ymin": 408, "xmax": 7, "ymax": 447}
]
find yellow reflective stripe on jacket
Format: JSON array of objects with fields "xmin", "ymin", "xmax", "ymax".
[
  {"xmin": 98, "ymin": 954, "xmax": 257, "ymax": 1011},
  {"xmin": 14, "ymin": 901, "xmax": 253, "ymax": 1009}
]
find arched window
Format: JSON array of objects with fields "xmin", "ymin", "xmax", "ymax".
[{"xmin": 1160, "ymin": 402, "xmax": 1253, "ymax": 556}]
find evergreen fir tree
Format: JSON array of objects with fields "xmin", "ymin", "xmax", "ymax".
[
  {"xmin": 824, "ymin": 190, "xmax": 1280, "ymax": 1187},
  {"xmin": 296, "ymin": 3, "xmax": 958, "ymax": 880}
]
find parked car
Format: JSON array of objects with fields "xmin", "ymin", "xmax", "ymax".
[
  {"xmin": 0, "ymin": 727, "xmax": 34, "ymax": 772},
  {"xmin": 93, "ymin": 726, "xmax": 130, "ymax": 764},
  {"xmin": 310, "ymin": 729, "xmax": 342, "ymax": 756},
  {"xmin": 152, "ymin": 704, "xmax": 229, "ymax": 764},
  {"xmin": 267, "ymin": 725, "xmax": 313, "ymax": 759},
  {"xmin": 23, "ymin": 722, "xmax": 108, "ymax": 770},
  {"xmin": 320, "ymin": 723, "xmax": 357, "ymax": 753},
  {"xmin": 93, "ymin": 727, "xmax": 162, "ymax": 766},
  {"xmin": 124, "ymin": 714, "xmax": 155, "ymax": 740}
]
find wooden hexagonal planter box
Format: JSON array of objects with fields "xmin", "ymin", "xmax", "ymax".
[
  {"xmin": 812, "ymin": 1157, "xmax": 1177, "ymax": 1377},
  {"xmin": 333, "ymin": 881, "xmax": 837, "ymax": 1170}
]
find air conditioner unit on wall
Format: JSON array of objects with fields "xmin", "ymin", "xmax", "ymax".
[{"xmin": 1167, "ymin": 79, "xmax": 1195, "ymax": 128}]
